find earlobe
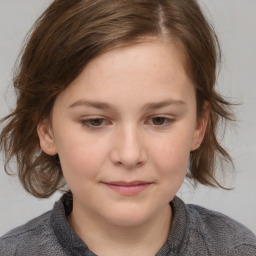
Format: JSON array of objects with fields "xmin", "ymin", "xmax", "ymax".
[
  {"xmin": 37, "ymin": 119, "xmax": 57, "ymax": 156},
  {"xmin": 191, "ymin": 102, "xmax": 210, "ymax": 151}
]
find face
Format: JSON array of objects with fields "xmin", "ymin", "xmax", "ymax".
[{"xmin": 38, "ymin": 40, "xmax": 208, "ymax": 227}]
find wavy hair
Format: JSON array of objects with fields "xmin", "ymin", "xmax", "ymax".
[{"xmin": 0, "ymin": 0, "xmax": 234, "ymax": 198}]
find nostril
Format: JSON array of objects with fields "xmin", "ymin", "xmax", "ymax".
[
  {"xmin": 112, "ymin": 152, "xmax": 146, "ymax": 169},
  {"xmin": 109, "ymin": 133, "xmax": 147, "ymax": 168}
]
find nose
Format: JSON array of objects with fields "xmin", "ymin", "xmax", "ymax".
[{"xmin": 110, "ymin": 125, "xmax": 147, "ymax": 169}]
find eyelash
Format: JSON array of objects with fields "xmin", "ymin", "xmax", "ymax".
[
  {"xmin": 80, "ymin": 118, "xmax": 110, "ymax": 128},
  {"xmin": 146, "ymin": 116, "xmax": 173, "ymax": 127},
  {"xmin": 80, "ymin": 116, "xmax": 174, "ymax": 129}
]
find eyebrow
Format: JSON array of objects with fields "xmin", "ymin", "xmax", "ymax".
[
  {"xmin": 141, "ymin": 99, "xmax": 186, "ymax": 111},
  {"xmin": 68, "ymin": 99, "xmax": 186, "ymax": 111},
  {"xmin": 69, "ymin": 100, "xmax": 114, "ymax": 110}
]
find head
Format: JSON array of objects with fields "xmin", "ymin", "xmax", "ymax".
[{"xmin": 0, "ymin": 0, "xmax": 233, "ymax": 198}]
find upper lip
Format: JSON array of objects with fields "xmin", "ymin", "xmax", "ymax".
[{"xmin": 102, "ymin": 181, "xmax": 153, "ymax": 186}]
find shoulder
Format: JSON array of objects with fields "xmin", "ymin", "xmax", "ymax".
[
  {"xmin": 1, "ymin": 210, "xmax": 52, "ymax": 239},
  {"xmin": 186, "ymin": 203, "xmax": 256, "ymax": 255},
  {"xmin": 0, "ymin": 210, "xmax": 62, "ymax": 256}
]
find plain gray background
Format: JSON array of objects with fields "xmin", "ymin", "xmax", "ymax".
[{"xmin": 0, "ymin": 0, "xmax": 256, "ymax": 236}]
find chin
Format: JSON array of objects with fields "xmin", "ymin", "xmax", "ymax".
[
  {"xmin": 101, "ymin": 204, "xmax": 158, "ymax": 227},
  {"xmin": 106, "ymin": 214, "xmax": 150, "ymax": 227}
]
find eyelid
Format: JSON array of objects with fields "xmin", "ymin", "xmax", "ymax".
[
  {"xmin": 79, "ymin": 115, "xmax": 174, "ymax": 129},
  {"xmin": 146, "ymin": 115, "xmax": 174, "ymax": 126},
  {"xmin": 80, "ymin": 117, "xmax": 112, "ymax": 128}
]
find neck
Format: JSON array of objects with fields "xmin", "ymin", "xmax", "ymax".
[{"xmin": 68, "ymin": 202, "xmax": 172, "ymax": 256}]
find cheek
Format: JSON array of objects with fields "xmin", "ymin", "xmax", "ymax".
[
  {"xmin": 55, "ymin": 132, "xmax": 109, "ymax": 180},
  {"xmin": 150, "ymin": 131, "xmax": 192, "ymax": 176}
]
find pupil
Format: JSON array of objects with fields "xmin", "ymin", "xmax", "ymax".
[
  {"xmin": 91, "ymin": 119, "xmax": 102, "ymax": 126},
  {"xmin": 153, "ymin": 117, "xmax": 165, "ymax": 125}
]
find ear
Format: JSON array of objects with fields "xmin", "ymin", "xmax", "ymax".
[
  {"xmin": 191, "ymin": 102, "xmax": 210, "ymax": 151},
  {"xmin": 37, "ymin": 119, "xmax": 58, "ymax": 156}
]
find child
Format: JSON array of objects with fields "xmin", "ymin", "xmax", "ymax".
[{"xmin": 1, "ymin": 0, "xmax": 256, "ymax": 255}]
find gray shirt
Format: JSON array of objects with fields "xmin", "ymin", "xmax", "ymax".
[{"xmin": 1, "ymin": 193, "xmax": 256, "ymax": 255}]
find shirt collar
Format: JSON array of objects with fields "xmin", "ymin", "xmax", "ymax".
[{"xmin": 51, "ymin": 192, "xmax": 188, "ymax": 256}]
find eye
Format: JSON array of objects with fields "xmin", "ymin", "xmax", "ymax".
[
  {"xmin": 88, "ymin": 119, "xmax": 104, "ymax": 126},
  {"xmin": 147, "ymin": 116, "xmax": 173, "ymax": 126},
  {"xmin": 80, "ymin": 118, "xmax": 109, "ymax": 128},
  {"xmin": 152, "ymin": 117, "xmax": 166, "ymax": 125}
]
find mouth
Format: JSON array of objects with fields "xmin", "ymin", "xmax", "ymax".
[{"xmin": 101, "ymin": 181, "xmax": 153, "ymax": 195}]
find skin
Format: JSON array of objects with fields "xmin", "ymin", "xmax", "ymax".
[{"xmin": 37, "ymin": 39, "xmax": 209, "ymax": 256}]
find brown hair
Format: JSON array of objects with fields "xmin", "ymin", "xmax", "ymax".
[{"xmin": 0, "ymin": 0, "xmax": 234, "ymax": 198}]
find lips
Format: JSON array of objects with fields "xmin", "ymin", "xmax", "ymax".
[
  {"xmin": 102, "ymin": 181, "xmax": 153, "ymax": 195},
  {"xmin": 104, "ymin": 181, "xmax": 151, "ymax": 186}
]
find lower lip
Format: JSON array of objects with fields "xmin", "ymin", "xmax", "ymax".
[{"xmin": 103, "ymin": 183, "xmax": 152, "ymax": 195}]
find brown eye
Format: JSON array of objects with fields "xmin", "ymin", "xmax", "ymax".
[
  {"xmin": 89, "ymin": 119, "xmax": 104, "ymax": 126},
  {"xmin": 81, "ymin": 118, "xmax": 106, "ymax": 128},
  {"xmin": 148, "ymin": 116, "xmax": 173, "ymax": 127},
  {"xmin": 152, "ymin": 117, "xmax": 166, "ymax": 125}
]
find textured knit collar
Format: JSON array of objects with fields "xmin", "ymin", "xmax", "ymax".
[{"xmin": 51, "ymin": 192, "xmax": 188, "ymax": 256}]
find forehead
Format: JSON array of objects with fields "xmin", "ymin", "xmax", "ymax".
[
  {"xmin": 53, "ymin": 39, "xmax": 195, "ymax": 110},
  {"xmin": 78, "ymin": 39, "xmax": 189, "ymax": 83}
]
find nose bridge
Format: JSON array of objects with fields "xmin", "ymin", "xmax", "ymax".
[{"xmin": 111, "ymin": 123, "xmax": 146, "ymax": 168}]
